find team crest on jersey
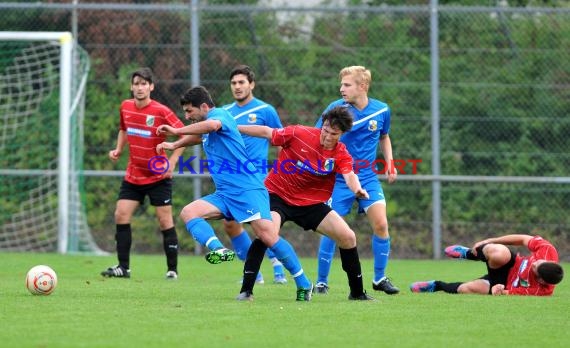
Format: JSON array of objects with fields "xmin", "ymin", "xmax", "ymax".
[
  {"xmin": 248, "ymin": 113, "xmax": 257, "ymax": 123},
  {"xmin": 146, "ymin": 116, "xmax": 155, "ymax": 126},
  {"xmin": 368, "ymin": 120, "xmax": 377, "ymax": 131},
  {"xmin": 322, "ymin": 158, "xmax": 335, "ymax": 173},
  {"xmin": 512, "ymin": 259, "xmax": 529, "ymax": 288}
]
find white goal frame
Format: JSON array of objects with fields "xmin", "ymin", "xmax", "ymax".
[{"xmin": 0, "ymin": 31, "xmax": 73, "ymax": 253}]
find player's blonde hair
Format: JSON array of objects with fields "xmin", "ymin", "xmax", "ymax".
[{"xmin": 339, "ymin": 66, "xmax": 371, "ymax": 91}]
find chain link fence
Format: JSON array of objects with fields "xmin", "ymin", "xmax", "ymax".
[{"xmin": 1, "ymin": 1, "xmax": 568, "ymax": 259}]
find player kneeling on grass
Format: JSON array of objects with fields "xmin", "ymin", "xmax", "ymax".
[
  {"xmin": 237, "ymin": 106, "xmax": 374, "ymax": 301},
  {"xmin": 410, "ymin": 234, "xmax": 564, "ymax": 296}
]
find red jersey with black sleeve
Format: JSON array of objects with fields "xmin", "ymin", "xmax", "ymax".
[
  {"xmin": 264, "ymin": 125, "xmax": 353, "ymax": 206},
  {"xmin": 119, "ymin": 99, "xmax": 184, "ymax": 185},
  {"xmin": 506, "ymin": 236, "xmax": 559, "ymax": 296}
]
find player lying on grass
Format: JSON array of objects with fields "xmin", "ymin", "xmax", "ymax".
[
  {"xmin": 236, "ymin": 106, "xmax": 374, "ymax": 301},
  {"xmin": 410, "ymin": 234, "xmax": 564, "ymax": 296}
]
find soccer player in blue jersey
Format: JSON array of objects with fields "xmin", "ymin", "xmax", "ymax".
[
  {"xmin": 221, "ymin": 65, "xmax": 286, "ymax": 284},
  {"xmin": 314, "ymin": 66, "xmax": 400, "ymax": 295},
  {"xmin": 156, "ymin": 86, "xmax": 313, "ymax": 300}
]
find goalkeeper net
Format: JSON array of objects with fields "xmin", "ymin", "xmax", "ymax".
[{"xmin": 0, "ymin": 32, "xmax": 104, "ymax": 254}]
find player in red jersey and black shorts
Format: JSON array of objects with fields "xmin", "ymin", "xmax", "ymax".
[
  {"xmin": 411, "ymin": 234, "xmax": 564, "ymax": 296},
  {"xmin": 236, "ymin": 106, "xmax": 374, "ymax": 301},
  {"xmin": 101, "ymin": 67, "xmax": 185, "ymax": 280}
]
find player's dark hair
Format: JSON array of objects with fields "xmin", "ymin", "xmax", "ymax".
[
  {"xmin": 180, "ymin": 86, "xmax": 215, "ymax": 108},
  {"xmin": 322, "ymin": 106, "xmax": 353, "ymax": 132},
  {"xmin": 132, "ymin": 67, "xmax": 153, "ymax": 84},
  {"xmin": 229, "ymin": 65, "xmax": 255, "ymax": 83},
  {"xmin": 537, "ymin": 262, "xmax": 564, "ymax": 285}
]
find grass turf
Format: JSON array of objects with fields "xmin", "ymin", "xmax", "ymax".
[{"xmin": 1, "ymin": 252, "xmax": 568, "ymax": 347}]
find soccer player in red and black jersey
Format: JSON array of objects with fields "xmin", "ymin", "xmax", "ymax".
[
  {"xmin": 411, "ymin": 234, "xmax": 564, "ymax": 296},
  {"xmin": 101, "ymin": 67, "xmax": 185, "ymax": 280},
  {"xmin": 236, "ymin": 106, "xmax": 374, "ymax": 300}
]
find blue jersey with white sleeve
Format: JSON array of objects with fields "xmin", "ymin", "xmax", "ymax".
[
  {"xmin": 222, "ymin": 98, "xmax": 282, "ymax": 177},
  {"xmin": 202, "ymin": 108, "xmax": 265, "ymax": 194},
  {"xmin": 316, "ymin": 98, "xmax": 391, "ymax": 182}
]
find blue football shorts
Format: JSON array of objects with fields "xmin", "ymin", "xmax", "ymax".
[
  {"xmin": 201, "ymin": 188, "xmax": 272, "ymax": 223},
  {"xmin": 328, "ymin": 176, "xmax": 386, "ymax": 216}
]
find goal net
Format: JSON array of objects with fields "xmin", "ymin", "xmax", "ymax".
[{"xmin": 0, "ymin": 32, "xmax": 104, "ymax": 254}]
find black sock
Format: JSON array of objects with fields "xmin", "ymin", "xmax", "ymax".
[
  {"xmin": 471, "ymin": 244, "xmax": 489, "ymax": 262},
  {"xmin": 434, "ymin": 281, "xmax": 462, "ymax": 293},
  {"xmin": 116, "ymin": 224, "xmax": 131, "ymax": 269},
  {"xmin": 240, "ymin": 238, "xmax": 267, "ymax": 294},
  {"xmin": 162, "ymin": 227, "xmax": 178, "ymax": 272},
  {"xmin": 465, "ymin": 249, "xmax": 479, "ymax": 261},
  {"xmin": 339, "ymin": 246, "xmax": 364, "ymax": 297}
]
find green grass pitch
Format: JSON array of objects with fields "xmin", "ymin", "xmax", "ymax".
[{"xmin": 1, "ymin": 252, "xmax": 568, "ymax": 347}]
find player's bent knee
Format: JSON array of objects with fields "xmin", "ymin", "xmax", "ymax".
[
  {"xmin": 255, "ymin": 231, "xmax": 278, "ymax": 247},
  {"xmin": 336, "ymin": 230, "xmax": 357, "ymax": 249},
  {"xmin": 373, "ymin": 229, "xmax": 390, "ymax": 239},
  {"xmin": 223, "ymin": 220, "xmax": 243, "ymax": 236},
  {"xmin": 250, "ymin": 220, "xmax": 278, "ymax": 246},
  {"xmin": 179, "ymin": 206, "xmax": 195, "ymax": 222},
  {"xmin": 114, "ymin": 210, "xmax": 130, "ymax": 224},
  {"xmin": 157, "ymin": 217, "xmax": 174, "ymax": 230},
  {"xmin": 484, "ymin": 244, "xmax": 511, "ymax": 268}
]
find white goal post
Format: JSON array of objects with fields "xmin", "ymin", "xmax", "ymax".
[{"xmin": 0, "ymin": 31, "xmax": 103, "ymax": 254}]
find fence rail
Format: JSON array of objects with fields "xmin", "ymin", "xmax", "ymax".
[{"xmin": 1, "ymin": 1, "xmax": 568, "ymax": 259}]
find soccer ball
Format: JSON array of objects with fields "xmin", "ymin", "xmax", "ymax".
[{"xmin": 26, "ymin": 265, "xmax": 58, "ymax": 295}]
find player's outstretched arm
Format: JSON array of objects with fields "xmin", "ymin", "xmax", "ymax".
[
  {"xmin": 156, "ymin": 135, "xmax": 201, "ymax": 153},
  {"xmin": 158, "ymin": 119, "xmax": 221, "ymax": 136},
  {"xmin": 473, "ymin": 234, "xmax": 533, "ymax": 251},
  {"xmin": 238, "ymin": 125, "xmax": 273, "ymax": 139},
  {"xmin": 342, "ymin": 171, "xmax": 369, "ymax": 199},
  {"xmin": 156, "ymin": 125, "xmax": 176, "ymax": 136}
]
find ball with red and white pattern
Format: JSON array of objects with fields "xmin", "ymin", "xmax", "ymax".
[{"xmin": 26, "ymin": 265, "xmax": 58, "ymax": 295}]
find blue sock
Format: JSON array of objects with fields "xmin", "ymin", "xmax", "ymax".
[
  {"xmin": 185, "ymin": 218, "xmax": 223, "ymax": 251},
  {"xmin": 317, "ymin": 235, "xmax": 336, "ymax": 284},
  {"xmin": 269, "ymin": 237, "xmax": 311, "ymax": 289},
  {"xmin": 272, "ymin": 263, "xmax": 285, "ymax": 277},
  {"xmin": 266, "ymin": 249, "xmax": 285, "ymax": 276},
  {"xmin": 230, "ymin": 230, "xmax": 252, "ymax": 261},
  {"xmin": 266, "ymin": 248, "xmax": 277, "ymax": 261},
  {"xmin": 372, "ymin": 235, "xmax": 390, "ymax": 283}
]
